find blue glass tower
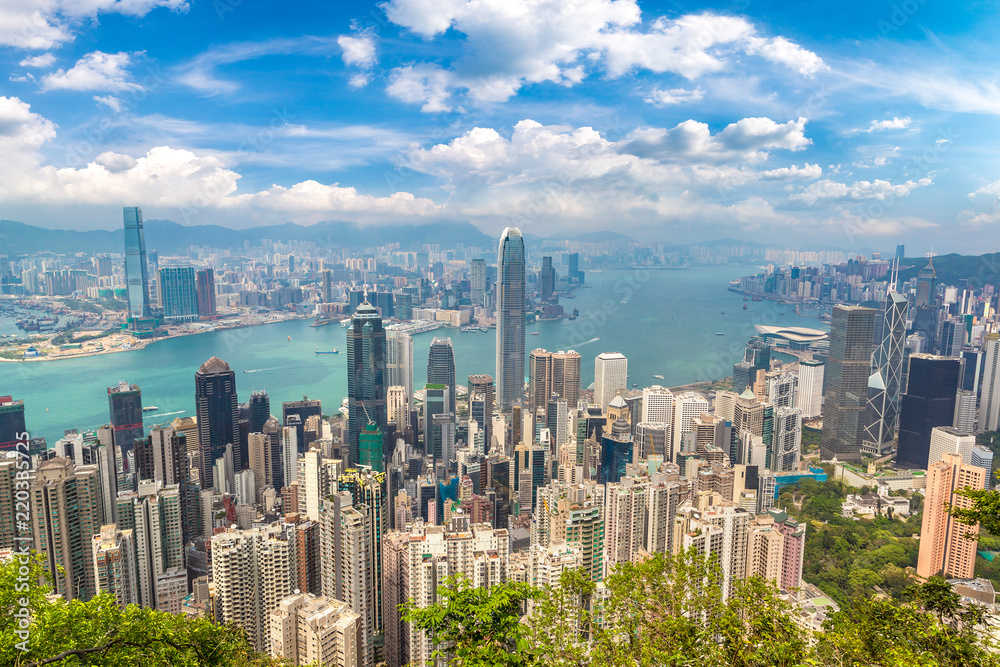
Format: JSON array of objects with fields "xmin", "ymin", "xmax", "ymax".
[
  {"xmin": 123, "ymin": 206, "xmax": 151, "ymax": 319},
  {"xmin": 347, "ymin": 298, "xmax": 387, "ymax": 467},
  {"xmin": 496, "ymin": 227, "xmax": 525, "ymax": 408}
]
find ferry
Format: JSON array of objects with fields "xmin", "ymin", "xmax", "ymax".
[
  {"xmin": 715, "ymin": 332, "xmax": 725, "ymax": 336},
  {"xmin": 315, "ymin": 347, "xmax": 339, "ymax": 355},
  {"xmin": 143, "ymin": 406, "xmax": 160, "ymax": 412},
  {"xmin": 653, "ymin": 374, "xmax": 664, "ymax": 379}
]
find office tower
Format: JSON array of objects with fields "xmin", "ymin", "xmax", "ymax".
[
  {"xmin": 470, "ymin": 257, "xmax": 487, "ymax": 306},
  {"xmin": 528, "ymin": 349, "xmax": 553, "ymax": 417},
  {"xmin": 961, "ymin": 349, "xmax": 984, "ymax": 395},
  {"xmin": 940, "ymin": 318, "xmax": 965, "ymax": 357},
  {"xmin": 594, "ymin": 352, "xmax": 628, "ymax": 410},
  {"xmin": 213, "ymin": 522, "xmax": 299, "ymax": 653},
  {"xmin": 915, "ymin": 256, "xmax": 936, "ymax": 306},
  {"xmin": 540, "ymin": 256, "xmax": 556, "ymax": 302},
  {"xmin": 732, "ymin": 338, "xmax": 771, "ymax": 394},
  {"xmin": 496, "ymin": 227, "xmax": 526, "ymax": 408},
  {"xmin": 982, "ymin": 334, "xmax": 1000, "ymax": 432},
  {"xmin": 796, "ymin": 359, "xmax": 824, "ymax": 419},
  {"xmin": 31, "ymin": 457, "xmax": 103, "ymax": 601},
  {"xmin": 529, "ymin": 349, "xmax": 582, "ymax": 419},
  {"xmin": 92, "ymin": 524, "xmax": 138, "ymax": 608},
  {"xmin": 195, "ymin": 267, "xmax": 216, "ymax": 317},
  {"xmin": 135, "ymin": 426, "xmax": 187, "ymax": 486},
  {"xmin": 467, "ymin": 375, "xmax": 496, "ymax": 443},
  {"xmin": 347, "ymin": 299, "xmax": 387, "ymax": 466},
  {"xmin": 551, "ymin": 350, "xmax": 581, "ymax": 408},
  {"xmin": 158, "ymin": 267, "xmax": 199, "ymax": 323},
  {"xmin": 123, "ymin": 206, "xmax": 151, "ymax": 318},
  {"xmin": 928, "ymin": 426, "xmax": 983, "ymax": 474},
  {"xmin": 863, "ymin": 289, "xmax": 907, "ymax": 456},
  {"xmin": 385, "ymin": 330, "xmax": 413, "ymax": 412},
  {"xmin": 263, "ymin": 416, "xmax": 284, "ymax": 488},
  {"xmin": 284, "ymin": 399, "xmax": 322, "ymax": 454},
  {"xmin": 600, "ymin": 417, "xmax": 633, "ymax": 485},
  {"xmin": 126, "ymin": 482, "xmax": 185, "ymax": 610},
  {"xmin": 954, "ymin": 390, "xmax": 977, "ymax": 433},
  {"xmin": 195, "ymin": 357, "xmax": 240, "ymax": 489},
  {"xmin": 917, "ymin": 452, "xmax": 986, "ymax": 579},
  {"xmin": 772, "ymin": 407, "xmax": 802, "ymax": 472},
  {"xmin": 359, "ymin": 422, "xmax": 384, "ymax": 472},
  {"xmin": 93, "ymin": 427, "xmax": 119, "ymax": 526},
  {"xmin": 895, "ymin": 243, "xmax": 905, "ymax": 261},
  {"xmin": 423, "ymin": 384, "xmax": 449, "ymax": 460},
  {"xmin": 321, "ymin": 270, "xmax": 334, "ymax": 303},
  {"xmin": 269, "ymin": 593, "xmax": 361, "ymax": 667},
  {"xmin": 387, "ymin": 386, "xmax": 408, "ymax": 431},
  {"xmin": 390, "ymin": 519, "xmax": 510, "ymax": 667},
  {"xmin": 641, "ymin": 386, "xmax": 674, "ymax": 439},
  {"xmin": 820, "ymin": 305, "xmax": 876, "ymax": 462},
  {"xmin": 673, "ymin": 391, "xmax": 711, "ymax": 453},
  {"xmin": 108, "ymin": 381, "xmax": 143, "ymax": 459},
  {"xmin": 427, "ymin": 338, "xmax": 457, "ymax": 416},
  {"xmin": 972, "ymin": 446, "xmax": 995, "ymax": 490},
  {"xmin": 634, "ymin": 422, "xmax": 668, "ymax": 462},
  {"xmin": 249, "ymin": 390, "xmax": 271, "ymax": 434},
  {"xmin": 0, "ymin": 396, "xmax": 26, "ymax": 452},
  {"xmin": 896, "ymin": 355, "xmax": 963, "ymax": 470},
  {"xmin": 249, "ymin": 432, "xmax": 273, "ymax": 503}
]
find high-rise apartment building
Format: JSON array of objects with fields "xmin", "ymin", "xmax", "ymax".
[
  {"xmin": 821, "ymin": 305, "xmax": 876, "ymax": 462},
  {"xmin": 385, "ymin": 330, "xmax": 413, "ymax": 414},
  {"xmin": 158, "ymin": 266, "xmax": 199, "ymax": 323},
  {"xmin": 92, "ymin": 524, "xmax": 138, "ymax": 608},
  {"xmin": 917, "ymin": 452, "xmax": 986, "ymax": 579},
  {"xmin": 270, "ymin": 593, "xmax": 361, "ymax": 667},
  {"xmin": 467, "ymin": 374, "xmax": 495, "ymax": 449},
  {"xmin": 673, "ymin": 391, "xmax": 711, "ymax": 453},
  {"xmin": 496, "ymin": 227, "xmax": 526, "ymax": 408},
  {"xmin": 123, "ymin": 206, "xmax": 151, "ymax": 319},
  {"xmin": 470, "ymin": 258, "xmax": 487, "ymax": 306},
  {"xmin": 533, "ymin": 481, "xmax": 606, "ymax": 582},
  {"xmin": 0, "ymin": 396, "xmax": 26, "ymax": 452},
  {"xmin": 347, "ymin": 300, "xmax": 387, "ymax": 467},
  {"xmin": 594, "ymin": 352, "xmax": 628, "ymax": 410},
  {"xmin": 896, "ymin": 355, "xmax": 964, "ymax": 470},
  {"xmin": 31, "ymin": 457, "xmax": 103, "ymax": 601},
  {"xmin": 982, "ymin": 334, "xmax": 1000, "ymax": 432},
  {"xmin": 195, "ymin": 357, "xmax": 240, "ymax": 489}
]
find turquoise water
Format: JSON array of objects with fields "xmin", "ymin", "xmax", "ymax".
[{"xmin": 6, "ymin": 266, "xmax": 828, "ymax": 444}]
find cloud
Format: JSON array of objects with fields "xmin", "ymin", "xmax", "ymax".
[
  {"xmin": 0, "ymin": 0, "xmax": 188, "ymax": 50},
  {"xmin": 622, "ymin": 117, "xmax": 810, "ymax": 163},
  {"xmin": 41, "ymin": 51, "xmax": 142, "ymax": 92},
  {"xmin": 93, "ymin": 95, "xmax": 124, "ymax": 111},
  {"xmin": 379, "ymin": 2, "xmax": 825, "ymax": 111},
  {"xmin": 338, "ymin": 32, "xmax": 377, "ymax": 68},
  {"xmin": 0, "ymin": 96, "xmax": 57, "ymax": 153},
  {"xmin": 858, "ymin": 116, "xmax": 912, "ymax": 133},
  {"xmin": 790, "ymin": 176, "xmax": 933, "ymax": 205},
  {"xmin": 643, "ymin": 87, "xmax": 704, "ymax": 106},
  {"xmin": 19, "ymin": 53, "xmax": 56, "ymax": 68}
]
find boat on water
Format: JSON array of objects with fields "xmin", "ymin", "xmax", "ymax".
[
  {"xmin": 288, "ymin": 335, "xmax": 292, "ymax": 341},
  {"xmin": 142, "ymin": 406, "xmax": 159, "ymax": 412},
  {"xmin": 315, "ymin": 347, "xmax": 339, "ymax": 355},
  {"xmin": 653, "ymin": 374, "xmax": 664, "ymax": 379},
  {"xmin": 530, "ymin": 331, "xmax": 541, "ymax": 336},
  {"xmin": 310, "ymin": 318, "xmax": 336, "ymax": 327},
  {"xmin": 743, "ymin": 304, "xmax": 747, "ymax": 310},
  {"xmin": 715, "ymin": 332, "xmax": 725, "ymax": 336}
]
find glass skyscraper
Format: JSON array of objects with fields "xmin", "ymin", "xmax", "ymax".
[
  {"xmin": 863, "ymin": 289, "xmax": 907, "ymax": 456},
  {"xmin": 123, "ymin": 206, "xmax": 151, "ymax": 319},
  {"xmin": 347, "ymin": 299, "xmax": 387, "ymax": 467},
  {"xmin": 195, "ymin": 356, "xmax": 239, "ymax": 489},
  {"xmin": 820, "ymin": 305, "xmax": 876, "ymax": 462},
  {"xmin": 427, "ymin": 337, "xmax": 456, "ymax": 416},
  {"xmin": 496, "ymin": 227, "xmax": 525, "ymax": 409},
  {"xmin": 896, "ymin": 354, "xmax": 964, "ymax": 470},
  {"xmin": 158, "ymin": 266, "xmax": 199, "ymax": 323},
  {"xmin": 107, "ymin": 381, "xmax": 143, "ymax": 459}
]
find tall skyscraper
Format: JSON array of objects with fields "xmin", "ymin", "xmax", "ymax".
[
  {"xmin": 528, "ymin": 349, "xmax": 553, "ymax": 417},
  {"xmin": 196, "ymin": 268, "xmax": 217, "ymax": 317},
  {"xmin": 195, "ymin": 357, "xmax": 240, "ymax": 489},
  {"xmin": 347, "ymin": 299, "xmax": 387, "ymax": 467},
  {"xmin": 540, "ymin": 256, "xmax": 556, "ymax": 302},
  {"xmin": 108, "ymin": 381, "xmax": 143, "ymax": 460},
  {"xmin": 981, "ymin": 334, "xmax": 1000, "ymax": 432},
  {"xmin": 92, "ymin": 524, "xmax": 138, "ymax": 609},
  {"xmin": 917, "ymin": 452, "xmax": 985, "ymax": 579},
  {"xmin": 158, "ymin": 266, "xmax": 199, "ymax": 323},
  {"xmin": 496, "ymin": 227, "xmax": 526, "ymax": 409},
  {"xmin": 249, "ymin": 390, "xmax": 271, "ymax": 434},
  {"xmin": 862, "ymin": 289, "xmax": 907, "ymax": 456},
  {"xmin": 385, "ymin": 330, "xmax": 413, "ymax": 408},
  {"xmin": 551, "ymin": 350, "xmax": 581, "ymax": 409},
  {"xmin": 820, "ymin": 305, "xmax": 876, "ymax": 462},
  {"xmin": 795, "ymin": 360, "xmax": 824, "ymax": 419},
  {"xmin": 0, "ymin": 396, "xmax": 26, "ymax": 452},
  {"xmin": 470, "ymin": 258, "xmax": 487, "ymax": 306},
  {"xmin": 896, "ymin": 355, "xmax": 964, "ymax": 470},
  {"xmin": 123, "ymin": 206, "xmax": 151, "ymax": 319},
  {"xmin": 915, "ymin": 256, "xmax": 936, "ymax": 307},
  {"xmin": 468, "ymin": 374, "xmax": 495, "ymax": 449},
  {"xmin": 895, "ymin": 244, "xmax": 905, "ymax": 261},
  {"xmin": 594, "ymin": 352, "xmax": 628, "ymax": 410},
  {"xmin": 427, "ymin": 338, "xmax": 457, "ymax": 416},
  {"xmin": 732, "ymin": 338, "xmax": 771, "ymax": 394},
  {"xmin": 269, "ymin": 593, "xmax": 361, "ymax": 667}
]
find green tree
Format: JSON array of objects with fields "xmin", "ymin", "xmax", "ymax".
[
  {"xmin": 524, "ymin": 569, "xmax": 595, "ymax": 667},
  {"xmin": 949, "ymin": 487, "xmax": 1000, "ymax": 535}
]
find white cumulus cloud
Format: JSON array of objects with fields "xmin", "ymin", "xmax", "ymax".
[{"xmin": 41, "ymin": 51, "xmax": 142, "ymax": 92}]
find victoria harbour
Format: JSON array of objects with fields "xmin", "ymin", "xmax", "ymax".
[{"xmin": 10, "ymin": 265, "xmax": 826, "ymax": 445}]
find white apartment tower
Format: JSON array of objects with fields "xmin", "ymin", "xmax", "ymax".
[{"xmin": 594, "ymin": 352, "xmax": 628, "ymax": 410}]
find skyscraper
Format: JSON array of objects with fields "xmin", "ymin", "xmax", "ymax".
[
  {"xmin": 0, "ymin": 396, "xmax": 26, "ymax": 452},
  {"xmin": 540, "ymin": 256, "xmax": 556, "ymax": 302},
  {"xmin": 594, "ymin": 352, "xmax": 628, "ymax": 410},
  {"xmin": 347, "ymin": 299, "xmax": 387, "ymax": 467},
  {"xmin": 468, "ymin": 374, "xmax": 495, "ymax": 449},
  {"xmin": 470, "ymin": 258, "xmax": 487, "ymax": 306},
  {"xmin": 862, "ymin": 289, "xmax": 907, "ymax": 456},
  {"xmin": 123, "ymin": 206, "xmax": 151, "ymax": 319},
  {"xmin": 496, "ymin": 227, "xmax": 526, "ymax": 409},
  {"xmin": 385, "ymin": 330, "xmax": 413, "ymax": 408},
  {"xmin": 249, "ymin": 390, "xmax": 271, "ymax": 434},
  {"xmin": 195, "ymin": 357, "xmax": 240, "ymax": 489},
  {"xmin": 732, "ymin": 338, "xmax": 771, "ymax": 394},
  {"xmin": 427, "ymin": 338, "xmax": 457, "ymax": 416},
  {"xmin": 108, "ymin": 381, "xmax": 143, "ymax": 459},
  {"xmin": 795, "ymin": 359, "xmax": 824, "ymax": 419},
  {"xmin": 158, "ymin": 267, "xmax": 199, "ymax": 323},
  {"xmin": 196, "ymin": 268, "xmax": 217, "ymax": 317},
  {"xmin": 915, "ymin": 256, "xmax": 936, "ymax": 307},
  {"xmin": 820, "ymin": 305, "xmax": 876, "ymax": 462},
  {"xmin": 917, "ymin": 452, "xmax": 985, "ymax": 579},
  {"xmin": 896, "ymin": 354, "xmax": 964, "ymax": 470},
  {"xmin": 981, "ymin": 334, "xmax": 1000, "ymax": 432}
]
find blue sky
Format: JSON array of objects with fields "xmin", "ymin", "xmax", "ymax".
[{"xmin": 1, "ymin": 0, "xmax": 998, "ymax": 253}]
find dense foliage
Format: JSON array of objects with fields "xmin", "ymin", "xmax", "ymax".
[
  {"xmin": 405, "ymin": 549, "xmax": 999, "ymax": 667},
  {"xmin": 0, "ymin": 557, "xmax": 278, "ymax": 667}
]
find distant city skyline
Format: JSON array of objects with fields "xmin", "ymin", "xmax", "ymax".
[{"xmin": 0, "ymin": 1, "xmax": 997, "ymax": 251}]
